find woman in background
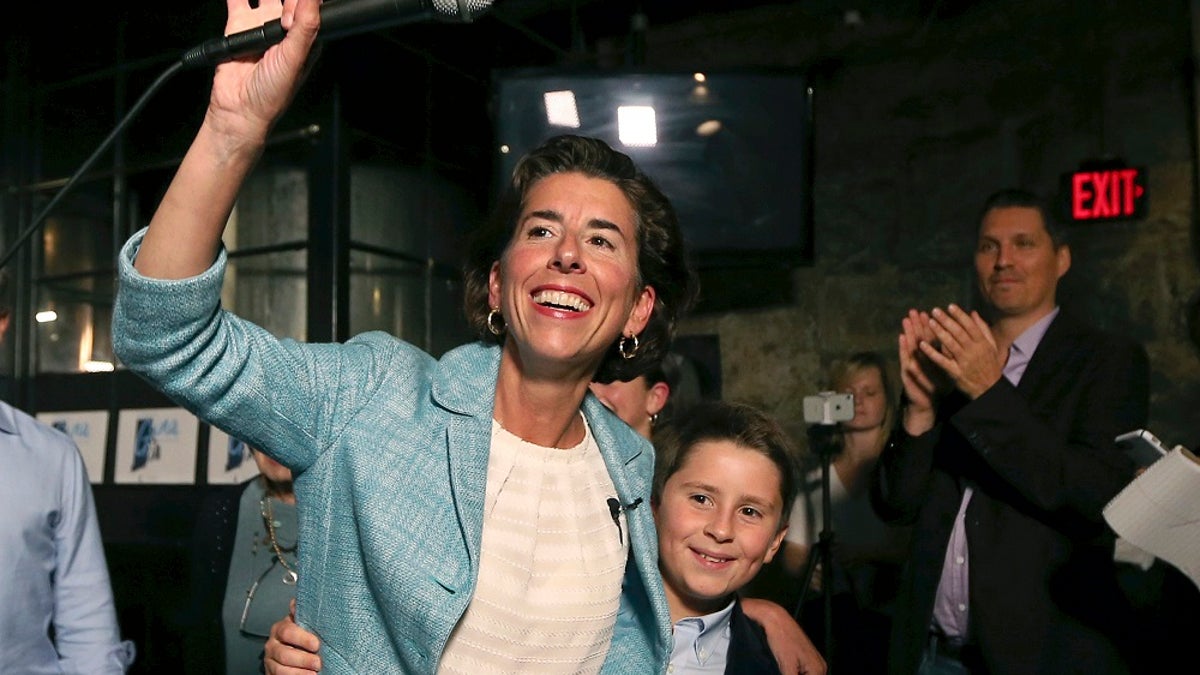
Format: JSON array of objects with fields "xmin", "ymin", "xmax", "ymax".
[
  {"xmin": 588, "ymin": 359, "xmax": 674, "ymax": 440},
  {"xmin": 187, "ymin": 443, "xmax": 298, "ymax": 674},
  {"xmin": 783, "ymin": 351, "xmax": 909, "ymax": 674}
]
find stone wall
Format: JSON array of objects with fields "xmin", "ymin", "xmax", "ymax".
[{"xmin": 630, "ymin": 1, "xmax": 1200, "ymax": 451}]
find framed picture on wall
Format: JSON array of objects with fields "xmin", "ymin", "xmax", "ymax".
[
  {"xmin": 207, "ymin": 426, "xmax": 261, "ymax": 485},
  {"xmin": 113, "ymin": 407, "xmax": 199, "ymax": 484},
  {"xmin": 35, "ymin": 409, "xmax": 109, "ymax": 484}
]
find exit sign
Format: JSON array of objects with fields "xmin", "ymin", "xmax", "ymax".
[{"xmin": 1061, "ymin": 164, "xmax": 1148, "ymax": 222}]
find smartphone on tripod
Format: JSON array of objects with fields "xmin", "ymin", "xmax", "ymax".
[{"xmin": 794, "ymin": 391, "xmax": 855, "ymax": 664}]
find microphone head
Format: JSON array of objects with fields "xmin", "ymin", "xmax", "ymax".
[{"xmin": 434, "ymin": 0, "xmax": 495, "ymax": 22}]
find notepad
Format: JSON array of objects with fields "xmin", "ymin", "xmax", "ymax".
[{"xmin": 1103, "ymin": 446, "xmax": 1200, "ymax": 591}]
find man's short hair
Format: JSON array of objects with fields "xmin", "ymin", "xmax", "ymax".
[{"xmin": 978, "ymin": 188, "xmax": 1068, "ymax": 247}]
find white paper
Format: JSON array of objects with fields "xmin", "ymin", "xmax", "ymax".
[{"xmin": 1103, "ymin": 446, "xmax": 1200, "ymax": 590}]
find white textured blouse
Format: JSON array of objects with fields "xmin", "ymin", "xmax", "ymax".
[{"xmin": 438, "ymin": 416, "xmax": 629, "ymax": 674}]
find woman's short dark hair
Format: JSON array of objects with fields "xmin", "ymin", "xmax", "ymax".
[
  {"xmin": 463, "ymin": 135, "xmax": 698, "ymax": 383},
  {"xmin": 652, "ymin": 400, "xmax": 799, "ymax": 529}
]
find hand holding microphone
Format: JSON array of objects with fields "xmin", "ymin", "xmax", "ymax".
[
  {"xmin": 182, "ymin": 0, "xmax": 496, "ymax": 68},
  {"xmin": 193, "ymin": 0, "xmax": 323, "ymax": 158},
  {"xmin": 187, "ymin": 0, "xmax": 497, "ymax": 148},
  {"xmin": 134, "ymin": 0, "xmax": 498, "ymax": 280}
]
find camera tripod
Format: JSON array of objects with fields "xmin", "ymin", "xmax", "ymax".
[{"xmin": 792, "ymin": 423, "xmax": 840, "ymax": 671}]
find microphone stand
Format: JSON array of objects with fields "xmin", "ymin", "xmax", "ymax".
[{"xmin": 793, "ymin": 422, "xmax": 839, "ymax": 672}]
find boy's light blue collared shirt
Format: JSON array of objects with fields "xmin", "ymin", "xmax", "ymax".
[{"xmin": 668, "ymin": 599, "xmax": 736, "ymax": 674}]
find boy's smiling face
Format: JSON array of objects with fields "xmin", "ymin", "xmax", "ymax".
[{"xmin": 653, "ymin": 440, "xmax": 788, "ymax": 622}]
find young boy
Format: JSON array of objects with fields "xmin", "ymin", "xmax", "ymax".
[
  {"xmin": 262, "ymin": 398, "xmax": 815, "ymax": 675},
  {"xmin": 651, "ymin": 399, "xmax": 799, "ymax": 674}
]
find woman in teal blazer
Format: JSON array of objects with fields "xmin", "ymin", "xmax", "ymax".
[{"xmin": 111, "ymin": 2, "xmax": 696, "ymax": 672}]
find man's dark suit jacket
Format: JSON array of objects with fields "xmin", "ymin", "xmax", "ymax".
[{"xmin": 873, "ymin": 311, "xmax": 1150, "ymax": 675}]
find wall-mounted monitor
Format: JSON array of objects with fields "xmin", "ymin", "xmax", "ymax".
[{"xmin": 490, "ymin": 67, "xmax": 814, "ymax": 272}]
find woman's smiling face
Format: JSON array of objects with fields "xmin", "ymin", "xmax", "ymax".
[{"xmin": 489, "ymin": 171, "xmax": 655, "ymax": 374}]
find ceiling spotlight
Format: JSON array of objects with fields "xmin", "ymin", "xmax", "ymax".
[
  {"xmin": 543, "ymin": 90, "xmax": 581, "ymax": 128},
  {"xmin": 618, "ymin": 106, "xmax": 658, "ymax": 147}
]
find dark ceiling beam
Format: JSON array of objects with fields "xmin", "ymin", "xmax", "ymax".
[{"xmin": 486, "ymin": 8, "xmax": 575, "ymax": 59}]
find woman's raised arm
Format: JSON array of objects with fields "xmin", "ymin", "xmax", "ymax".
[{"xmin": 135, "ymin": 0, "xmax": 321, "ymax": 280}]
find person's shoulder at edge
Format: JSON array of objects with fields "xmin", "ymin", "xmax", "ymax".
[{"xmin": 0, "ymin": 399, "xmax": 78, "ymax": 457}]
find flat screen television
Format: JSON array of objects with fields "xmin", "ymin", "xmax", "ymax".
[{"xmin": 490, "ymin": 67, "xmax": 814, "ymax": 271}]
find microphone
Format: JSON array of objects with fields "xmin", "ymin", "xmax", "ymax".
[
  {"xmin": 181, "ymin": 0, "xmax": 496, "ymax": 69},
  {"xmin": 606, "ymin": 497, "xmax": 643, "ymax": 546},
  {"xmin": 607, "ymin": 497, "xmax": 621, "ymax": 521}
]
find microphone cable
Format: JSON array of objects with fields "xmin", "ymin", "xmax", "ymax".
[
  {"xmin": 0, "ymin": 59, "xmax": 185, "ymax": 273},
  {"xmin": 0, "ymin": 0, "xmax": 496, "ymax": 272}
]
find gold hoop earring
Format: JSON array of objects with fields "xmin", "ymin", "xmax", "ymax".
[
  {"xmin": 618, "ymin": 334, "xmax": 639, "ymax": 360},
  {"xmin": 487, "ymin": 308, "xmax": 505, "ymax": 336}
]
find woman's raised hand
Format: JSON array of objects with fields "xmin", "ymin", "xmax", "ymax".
[{"xmin": 206, "ymin": 0, "xmax": 322, "ymax": 149}]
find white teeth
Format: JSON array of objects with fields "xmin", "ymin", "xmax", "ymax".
[
  {"xmin": 699, "ymin": 553, "xmax": 729, "ymax": 563},
  {"xmin": 532, "ymin": 290, "xmax": 591, "ymax": 311}
]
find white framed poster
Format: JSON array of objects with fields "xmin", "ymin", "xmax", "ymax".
[
  {"xmin": 207, "ymin": 426, "xmax": 260, "ymax": 485},
  {"xmin": 36, "ymin": 410, "xmax": 110, "ymax": 485},
  {"xmin": 113, "ymin": 407, "xmax": 200, "ymax": 484}
]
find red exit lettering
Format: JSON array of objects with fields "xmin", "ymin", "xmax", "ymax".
[{"xmin": 1071, "ymin": 168, "xmax": 1145, "ymax": 220}]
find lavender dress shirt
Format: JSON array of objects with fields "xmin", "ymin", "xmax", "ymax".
[{"xmin": 930, "ymin": 308, "xmax": 1060, "ymax": 638}]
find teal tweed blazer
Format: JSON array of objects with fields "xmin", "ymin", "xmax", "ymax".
[{"xmin": 112, "ymin": 229, "xmax": 672, "ymax": 674}]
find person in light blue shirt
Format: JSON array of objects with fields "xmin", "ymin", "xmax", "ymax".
[
  {"xmin": 652, "ymin": 400, "xmax": 806, "ymax": 674},
  {"xmin": 0, "ymin": 403, "xmax": 136, "ymax": 674},
  {"xmin": 0, "ymin": 273, "xmax": 135, "ymax": 674}
]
